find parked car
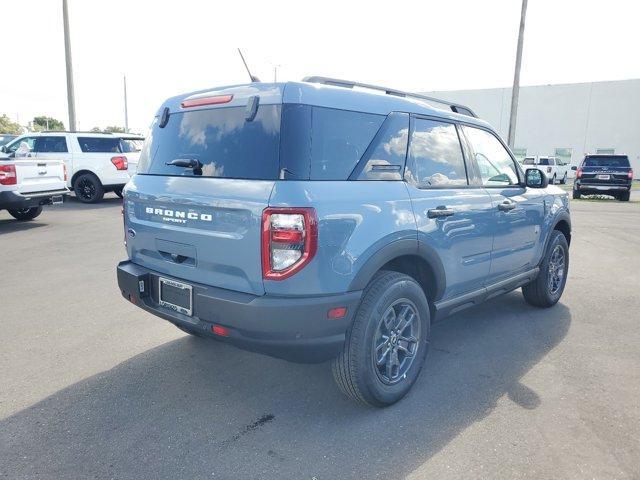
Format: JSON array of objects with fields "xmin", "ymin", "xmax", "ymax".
[
  {"xmin": 522, "ymin": 156, "xmax": 569, "ymax": 184},
  {"xmin": 2, "ymin": 132, "xmax": 137, "ymax": 203},
  {"xmin": 0, "ymin": 134, "xmax": 17, "ymax": 147},
  {"xmin": 572, "ymin": 154, "xmax": 633, "ymax": 201},
  {"xmin": 0, "ymin": 150, "xmax": 68, "ymax": 220},
  {"xmin": 117, "ymin": 77, "xmax": 571, "ymax": 407}
]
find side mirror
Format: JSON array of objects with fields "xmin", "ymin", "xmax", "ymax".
[
  {"xmin": 0, "ymin": 145, "xmax": 6, "ymax": 153},
  {"xmin": 571, "ymin": 165, "xmax": 577, "ymax": 171},
  {"xmin": 525, "ymin": 168, "xmax": 549, "ymax": 188}
]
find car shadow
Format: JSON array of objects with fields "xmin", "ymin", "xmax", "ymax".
[
  {"xmin": 0, "ymin": 218, "xmax": 47, "ymax": 234},
  {"xmin": 61, "ymin": 194, "xmax": 122, "ymax": 210},
  {"xmin": 0, "ymin": 292, "xmax": 571, "ymax": 479}
]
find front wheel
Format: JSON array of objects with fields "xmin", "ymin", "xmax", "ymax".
[
  {"xmin": 8, "ymin": 206, "xmax": 43, "ymax": 221},
  {"xmin": 560, "ymin": 172, "xmax": 567, "ymax": 184},
  {"xmin": 552, "ymin": 174, "xmax": 557, "ymax": 185},
  {"xmin": 522, "ymin": 230, "xmax": 569, "ymax": 308},
  {"xmin": 332, "ymin": 271, "xmax": 430, "ymax": 407},
  {"xmin": 74, "ymin": 173, "xmax": 104, "ymax": 203}
]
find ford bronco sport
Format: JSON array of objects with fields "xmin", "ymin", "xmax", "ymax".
[{"xmin": 117, "ymin": 77, "xmax": 571, "ymax": 407}]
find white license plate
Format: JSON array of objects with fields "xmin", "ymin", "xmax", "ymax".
[
  {"xmin": 159, "ymin": 277, "xmax": 193, "ymax": 316},
  {"xmin": 597, "ymin": 174, "xmax": 610, "ymax": 180}
]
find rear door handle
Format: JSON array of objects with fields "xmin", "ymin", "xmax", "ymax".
[
  {"xmin": 427, "ymin": 206, "xmax": 455, "ymax": 219},
  {"xmin": 498, "ymin": 200, "xmax": 517, "ymax": 212}
]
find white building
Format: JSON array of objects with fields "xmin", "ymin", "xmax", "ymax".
[{"xmin": 425, "ymin": 79, "xmax": 640, "ymax": 171}]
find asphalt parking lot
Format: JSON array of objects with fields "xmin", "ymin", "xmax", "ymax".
[{"xmin": 1, "ymin": 195, "xmax": 639, "ymax": 479}]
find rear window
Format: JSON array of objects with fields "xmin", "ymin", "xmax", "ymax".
[
  {"xmin": 583, "ymin": 156, "xmax": 630, "ymax": 167},
  {"xmin": 120, "ymin": 139, "xmax": 143, "ymax": 153},
  {"xmin": 522, "ymin": 158, "xmax": 535, "ymax": 165},
  {"xmin": 538, "ymin": 158, "xmax": 550, "ymax": 165},
  {"xmin": 137, "ymin": 105, "xmax": 281, "ymax": 179},
  {"xmin": 78, "ymin": 137, "xmax": 121, "ymax": 153}
]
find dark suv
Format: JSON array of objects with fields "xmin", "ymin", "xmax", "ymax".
[{"xmin": 573, "ymin": 154, "xmax": 633, "ymax": 201}]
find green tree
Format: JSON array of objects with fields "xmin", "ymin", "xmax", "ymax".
[
  {"xmin": 104, "ymin": 126, "xmax": 126, "ymax": 133},
  {"xmin": 0, "ymin": 114, "xmax": 23, "ymax": 135},
  {"xmin": 32, "ymin": 116, "xmax": 65, "ymax": 132}
]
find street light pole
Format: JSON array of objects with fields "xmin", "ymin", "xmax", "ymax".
[
  {"xmin": 62, "ymin": 0, "xmax": 76, "ymax": 132},
  {"xmin": 507, "ymin": 0, "xmax": 528, "ymax": 148},
  {"xmin": 123, "ymin": 75, "xmax": 129, "ymax": 133}
]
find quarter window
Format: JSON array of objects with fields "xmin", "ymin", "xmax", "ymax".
[
  {"xmin": 463, "ymin": 126, "xmax": 520, "ymax": 186},
  {"xmin": 356, "ymin": 113, "xmax": 409, "ymax": 181},
  {"xmin": 404, "ymin": 119, "xmax": 468, "ymax": 188}
]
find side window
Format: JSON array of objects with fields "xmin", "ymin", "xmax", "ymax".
[
  {"xmin": 356, "ymin": 112, "xmax": 409, "ymax": 181},
  {"xmin": 34, "ymin": 136, "xmax": 68, "ymax": 153},
  {"xmin": 8, "ymin": 137, "xmax": 35, "ymax": 153},
  {"xmin": 77, "ymin": 137, "xmax": 121, "ymax": 153},
  {"xmin": 309, "ymin": 108, "xmax": 384, "ymax": 180},
  {"xmin": 404, "ymin": 118, "xmax": 468, "ymax": 188},
  {"xmin": 463, "ymin": 126, "xmax": 520, "ymax": 187}
]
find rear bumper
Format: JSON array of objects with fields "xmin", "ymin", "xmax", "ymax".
[
  {"xmin": 574, "ymin": 181, "xmax": 631, "ymax": 193},
  {"xmin": 117, "ymin": 261, "xmax": 362, "ymax": 363},
  {"xmin": 0, "ymin": 188, "xmax": 69, "ymax": 210}
]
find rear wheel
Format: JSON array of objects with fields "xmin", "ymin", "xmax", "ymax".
[
  {"xmin": 522, "ymin": 230, "xmax": 569, "ymax": 308},
  {"xmin": 113, "ymin": 186, "xmax": 124, "ymax": 199},
  {"xmin": 74, "ymin": 173, "xmax": 104, "ymax": 203},
  {"xmin": 618, "ymin": 190, "xmax": 630, "ymax": 201},
  {"xmin": 8, "ymin": 206, "xmax": 42, "ymax": 221},
  {"xmin": 332, "ymin": 271, "xmax": 430, "ymax": 407},
  {"xmin": 572, "ymin": 189, "xmax": 581, "ymax": 199}
]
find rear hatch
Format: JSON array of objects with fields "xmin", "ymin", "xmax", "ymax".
[
  {"xmin": 580, "ymin": 155, "xmax": 632, "ymax": 185},
  {"xmin": 12, "ymin": 158, "xmax": 66, "ymax": 193},
  {"xmin": 125, "ymin": 85, "xmax": 283, "ymax": 295}
]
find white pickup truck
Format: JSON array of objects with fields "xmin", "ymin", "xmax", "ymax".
[
  {"xmin": 0, "ymin": 154, "xmax": 69, "ymax": 220},
  {"xmin": 522, "ymin": 156, "xmax": 570, "ymax": 184}
]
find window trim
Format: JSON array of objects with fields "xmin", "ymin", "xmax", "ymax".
[
  {"xmin": 459, "ymin": 124, "xmax": 525, "ymax": 189},
  {"xmin": 402, "ymin": 114, "xmax": 473, "ymax": 190}
]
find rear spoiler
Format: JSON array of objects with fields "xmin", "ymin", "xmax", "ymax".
[{"xmin": 303, "ymin": 76, "xmax": 478, "ymax": 118}]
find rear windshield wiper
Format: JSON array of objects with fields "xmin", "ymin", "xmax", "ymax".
[{"xmin": 166, "ymin": 158, "xmax": 202, "ymax": 175}]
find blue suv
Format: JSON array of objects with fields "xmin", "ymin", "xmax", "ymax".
[{"xmin": 117, "ymin": 77, "xmax": 571, "ymax": 407}]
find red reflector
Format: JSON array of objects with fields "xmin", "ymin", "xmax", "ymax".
[
  {"xmin": 111, "ymin": 156, "xmax": 128, "ymax": 170},
  {"xmin": 271, "ymin": 229, "xmax": 304, "ymax": 243},
  {"xmin": 327, "ymin": 307, "xmax": 347, "ymax": 319},
  {"xmin": 181, "ymin": 94, "xmax": 233, "ymax": 108},
  {"xmin": 212, "ymin": 325, "xmax": 229, "ymax": 337}
]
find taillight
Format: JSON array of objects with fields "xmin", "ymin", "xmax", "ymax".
[
  {"xmin": 0, "ymin": 164, "xmax": 17, "ymax": 185},
  {"xmin": 63, "ymin": 163, "xmax": 67, "ymax": 182},
  {"xmin": 628, "ymin": 169, "xmax": 634, "ymax": 180},
  {"xmin": 111, "ymin": 156, "xmax": 128, "ymax": 170},
  {"xmin": 181, "ymin": 94, "xmax": 233, "ymax": 109},
  {"xmin": 262, "ymin": 207, "xmax": 318, "ymax": 280},
  {"xmin": 576, "ymin": 168, "xmax": 583, "ymax": 179}
]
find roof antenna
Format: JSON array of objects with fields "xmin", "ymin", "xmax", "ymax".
[{"xmin": 237, "ymin": 48, "xmax": 260, "ymax": 82}]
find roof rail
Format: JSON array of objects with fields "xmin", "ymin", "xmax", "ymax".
[{"xmin": 302, "ymin": 76, "xmax": 478, "ymax": 118}]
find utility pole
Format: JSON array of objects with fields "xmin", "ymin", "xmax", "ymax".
[
  {"xmin": 123, "ymin": 75, "xmax": 129, "ymax": 133},
  {"xmin": 273, "ymin": 65, "xmax": 281, "ymax": 83},
  {"xmin": 507, "ymin": 0, "xmax": 528, "ymax": 148},
  {"xmin": 62, "ymin": 0, "xmax": 77, "ymax": 132}
]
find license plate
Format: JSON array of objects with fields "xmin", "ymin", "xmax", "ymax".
[
  {"xmin": 51, "ymin": 195, "xmax": 64, "ymax": 205},
  {"xmin": 597, "ymin": 174, "xmax": 610, "ymax": 180},
  {"xmin": 159, "ymin": 277, "xmax": 193, "ymax": 316}
]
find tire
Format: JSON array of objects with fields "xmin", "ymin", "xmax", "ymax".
[
  {"xmin": 8, "ymin": 206, "xmax": 43, "ymax": 221},
  {"xmin": 572, "ymin": 189, "xmax": 581, "ymax": 200},
  {"xmin": 560, "ymin": 172, "xmax": 567, "ymax": 184},
  {"xmin": 522, "ymin": 230, "xmax": 569, "ymax": 308},
  {"xmin": 113, "ymin": 186, "xmax": 124, "ymax": 199},
  {"xmin": 552, "ymin": 174, "xmax": 557, "ymax": 185},
  {"xmin": 74, "ymin": 173, "xmax": 104, "ymax": 203},
  {"xmin": 618, "ymin": 191, "xmax": 630, "ymax": 202},
  {"xmin": 332, "ymin": 271, "xmax": 430, "ymax": 407}
]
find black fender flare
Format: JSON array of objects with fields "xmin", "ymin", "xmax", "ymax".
[{"xmin": 348, "ymin": 238, "xmax": 446, "ymax": 301}]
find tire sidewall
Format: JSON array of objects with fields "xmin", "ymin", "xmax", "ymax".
[
  {"xmin": 355, "ymin": 275, "xmax": 430, "ymax": 405},
  {"xmin": 541, "ymin": 231, "xmax": 569, "ymax": 304}
]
